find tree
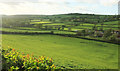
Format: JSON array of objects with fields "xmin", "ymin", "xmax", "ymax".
[
  {"xmin": 103, "ymin": 29, "xmax": 113, "ymax": 39},
  {"xmin": 88, "ymin": 30, "xmax": 95, "ymax": 37},
  {"xmin": 61, "ymin": 25, "xmax": 65, "ymax": 31},
  {"xmin": 45, "ymin": 26, "xmax": 48, "ymax": 30},
  {"xmin": 95, "ymin": 31, "xmax": 103, "ymax": 37},
  {"xmin": 58, "ymin": 27, "xmax": 61, "ymax": 30},
  {"xmin": 34, "ymin": 24, "xmax": 43, "ymax": 29},
  {"xmin": 51, "ymin": 31, "xmax": 54, "ymax": 34},
  {"xmin": 81, "ymin": 29, "xmax": 86, "ymax": 37},
  {"xmin": 77, "ymin": 31, "xmax": 82, "ymax": 36},
  {"xmin": 108, "ymin": 34, "xmax": 117, "ymax": 42},
  {"xmin": 100, "ymin": 23, "xmax": 103, "ymax": 31}
]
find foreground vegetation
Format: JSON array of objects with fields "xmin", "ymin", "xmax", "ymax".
[
  {"xmin": 2, "ymin": 34, "xmax": 118, "ymax": 69},
  {"xmin": 2, "ymin": 47, "xmax": 60, "ymax": 71}
]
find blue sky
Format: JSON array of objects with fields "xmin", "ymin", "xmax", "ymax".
[{"xmin": 0, "ymin": 0, "xmax": 119, "ymax": 15}]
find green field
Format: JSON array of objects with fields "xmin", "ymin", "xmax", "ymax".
[
  {"xmin": 104, "ymin": 21, "xmax": 118, "ymax": 25},
  {"xmin": 2, "ymin": 34, "xmax": 118, "ymax": 69},
  {"xmin": 43, "ymin": 23, "xmax": 65, "ymax": 26},
  {"xmin": 29, "ymin": 20, "xmax": 119, "ymax": 30},
  {"xmin": 30, "ymin": 22, "xmax": 52, "ymax": 24},
  {"xmin": 72, "ymin": 21, "xmax": 119, "ymax": 30},
  {"xmin": 2, "ymin": 14, "xmax": 119, "ymax": 70},
  {"xmin": 1, "ymin": 28, "xmax": 76, "ymax": 35}
]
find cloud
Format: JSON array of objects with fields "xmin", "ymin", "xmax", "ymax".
[
  {"xmin": 0, "ymin": 2, "xmax": 72, "ymax": 15},
  {"xmin": 99, "ymin": 0, "xmax": 119, "ymax": 6},
  {"xmin": 0, "ymin": 0, "xmax": 119, "ymax": 7},
  {"xmin": 38, "ymin": 0, "xmax": 67, "ymax": 3},
  {"xmin": 74, "ymin": 0, "xmax": 98, "ymax": 4},
  {"xmin": 0, "ymin": 0, "xmax": 38, "ymax": 2},
  {"xmin": 0, "ymin": 0, "xmax": 118, "ymax": 15},
  {"xmin": 75, "ymin": 0, "xmax": 119, "ymax": 6}
]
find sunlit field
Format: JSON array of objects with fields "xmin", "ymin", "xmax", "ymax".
[{"xmin": 2, "ymin": 34, "xmax": 118, "ymax": 69}]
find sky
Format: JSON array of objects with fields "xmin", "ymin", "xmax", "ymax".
[{"xmin": 0, "ymin": 0, "xmax": 119, "ymax": 15}]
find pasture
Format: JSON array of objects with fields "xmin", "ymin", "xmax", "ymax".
[
  {"xmin": 2, "ymin": 34, "xmax": 118, "ymax": 69},
  {"xmin": 30, "ymin": 20, "xmax": 119, "ymax": 30},
  {"xmin": 1, "ymin": 14, "xmax": 119, "ymax": 69}
]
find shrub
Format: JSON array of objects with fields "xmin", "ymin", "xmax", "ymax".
[
  {"xmin": 51, "ymin": 31, "xmax": 54, "ymax": 34},
  {"xmin": 76, "ymin": 30, "xmax": 82, "ymax": 36},
  {"xmin": 116, "ymin": 38, "xmax": 120, "ymax": 44},
  {"xmin": 103, "ymin": 29, "xmax": 113, "ymax": 39},
  {"xmin": 88, "ymin": 30, "xmax": 95, "ymax": 37},
  {"xmin": 108, "ymin": 34, "xmax": 117, "ymax": 42},
  {"xmin": 103, "ymin": 29, "xmax": 112, "ymax": 41},
  {"xmin": 2, "ymin": 48, "xmax": 60, "ymax": 71},
  {"xmin": 77, "ymin": 29, "xmax": 89, "ymax": 36},
  {"xmin": 95, "ymin": 31, "xmax": 103, "ymax": 37},
  {"xmin": 81, "ymin": 29, "xmax": 86, "ymax": 36}
]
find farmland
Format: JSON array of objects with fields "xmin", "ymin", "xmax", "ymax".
[
  {"xmin": 1, "ymin": 13, "xmax": 119, "ymax": 70},
  {"xmin": 2, "ymin": 34, "xmax": 118, "ymax": 69}
]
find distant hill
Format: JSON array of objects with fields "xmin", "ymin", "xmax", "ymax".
[{"xmin": 2, "ymin": 13, "xmax": 119, "ymax": 28}]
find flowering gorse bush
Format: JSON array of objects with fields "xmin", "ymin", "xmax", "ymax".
[{"xmin": 2, "ymin": 48, "xmax": 60, "ymax": 71}]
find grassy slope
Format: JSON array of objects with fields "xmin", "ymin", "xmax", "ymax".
[{"xmin": 2, "ymin": 34, "xmax": 118, "ymax": 69}]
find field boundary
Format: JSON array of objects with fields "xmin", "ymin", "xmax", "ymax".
[
  {"xmin": 1, "ymin": 31, "xmax": 53, "ymax": 35},
  {"xmin": 53, "ymin": 34, "xmax": 120, "ymax": 45},
  {"xmin": 1, "ymin": 31, "xmax": 120, "ymax": 45}
]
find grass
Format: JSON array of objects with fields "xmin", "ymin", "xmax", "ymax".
[
  {"xmin": 53, "ymin": 30, "xmax": 76, "ymax": 35},
  {"xmin": 1, "ymin": 28, "xmax": 51, "ymax": 33},
  {"xmin": 1, "ymin": 28, "xmax": 77, "ymax": 35},
  {"xmin": 30, "ymin": 22, "xmax": 52, "ymax": 24},
  {"xmin": 71, "ymin": 21, "xmax": 119, "ymax": 30},
  {"xmin": 72, "ymin": 26, "xmax": 92, "ymax": 29},
  {"xmin": 104, "ymin": 21, "xmax": 118, "ymax": 25},
  {"xmin": 28, "ymin": 21, "xmax": 119, "ymax": 31},
  {"xmin": 16, "ymin": 27, "xmax": 37, "ymax": 30},
  {"xmin": 2, "ymin": 34, "xmax": 118, "ymax": 69},
  {"xmin": 43, "ymin": 23, "xmax": 65, "ymax": 26},
  {"xmin": 82, "ymin": 24, "xmax": 94, "ymax": 26},
  {"xmin": 72, "ymin": 24, "xmax": 118, "ymax": 30}
]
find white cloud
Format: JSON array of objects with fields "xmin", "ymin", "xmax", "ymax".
[
  {"xmin": 0, "ymin": 2, "xmax": 73, "ymax": 15},
  {"xmin": 99, "ymin": 0, "xmax": 119, "ymax": 6},
  {"xmin": 0, "ymin": 0, "xmax": 37, "ymax": 2},
  {"xmin": 74, "ymin": 0, "xmax": 98, "ymax": 4},
  {"xmin": 0, "ymin": 0, "xmax": 119, "ymax": 6},
  {"xmin": 38, "ymin": 0, "xmax": 67, "ymax": 3},
  {"xmin": 75, "ymin": 0, "xmax": 119, "ymax": 6},
  {"xmin": 0, "ymin": 0, "xmax": 118, "ymax": 15}
]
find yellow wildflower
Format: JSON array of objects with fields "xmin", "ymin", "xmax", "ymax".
[{"xmin": 37, "ymin": 67, "xmax": 39, "ymax": 70}]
